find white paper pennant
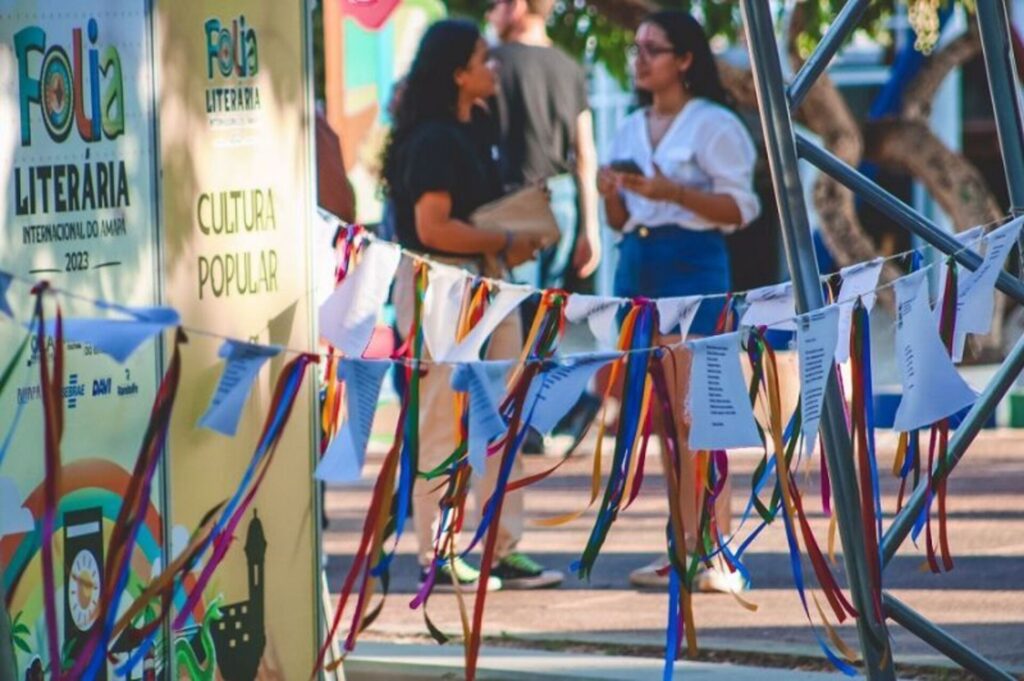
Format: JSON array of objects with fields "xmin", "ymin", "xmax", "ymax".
[
  {"xmin": 451, "ymin": 360, "xmax": 513, "ymax": 476},
  {"xmin": 565, "ymin": 294, "xmax": 625, "ymax": 349},
  {"xmin": 318, "ymin": 241, "xmax": 402, "ymax": 357},
  {"xmin": 0, "ymin": 271, "xmax": 12, "ymax": 318},
  {"xmin": 0, "ymin": 477, "xmax": 33, "ymax": 540},
  {"xmin": 445, "ymin": 284, "xmax": 532, "ymax": 362},
  {"xmin": 522, "ymin": 352, "xmax": 620, "ymax": 435},
  {"xmin": 41, "ymin": 306, "xmax": 180, "ymax": 363},
  {"xmin": 834, "ymin": 258, "xmax": 884, "ymax": 364},
  {"xmin": 315, "ymin": 359, "xmax": 391, "ymax": 482},
  {"xmin": 741, "ymin": 282, "xmax": 797, "ymax": 331},
  {"xmin": 423, "ymin": 264, "xmax": 469, "ymax": 360},
  {"xmin": 796, "ymin": 306, "xmax": 840, "ymax": 456},
  {"xmin": 949, "ymin": 217, "xmax": 1024, "ymax": 361},
  {"xmin": 313, "ymin": 210, "xmax": 343, "ymax": 308},
  {"xmin": 198, "ymin": 340, "xmax": 282, "ymax": 436},
  {"xmin": 687, "ymin": 332, "xmax": 762, "ymax": 450},
  {"xmin": 893, "ymin": 271, "xmax": 976, "ymax": 432},
  {"xmin": 655, "ymin": 295, "xmax": 702, "ymax": 338}
]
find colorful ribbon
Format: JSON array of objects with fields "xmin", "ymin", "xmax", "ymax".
[
  {"xmin": 32, "ymin": 283, "xmax": 63, "ymax": 680},
  {"xmin": 120, "ymin": 350, "xmax": 317, "ymax": 675},
  {"xmin": 70, "ymin": 329, "xmax": 186, "ymax": 681},
  {"xmin": 575, "ymin": 299, "xmax": 656, "ymax": 580},
  {"xmin": 313, "ymin": 261, "xmax": 428, "ymax": 676}
]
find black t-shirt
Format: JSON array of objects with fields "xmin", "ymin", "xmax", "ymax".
[
  {"xmin": 392, "ymin": 110, "xmax": 503, "ymax": 255},
  {"xmin": 491, "ymin": 43, "xmax": 588, "ymax": 187}
]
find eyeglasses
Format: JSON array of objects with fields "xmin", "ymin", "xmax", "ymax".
[
  {"xmin": 487, "ymin": 0, "xmax": 512, "ymax": 9},
  {"xmin": 628, "ymin": 42, "xmax": 677, "ymax": 61}
]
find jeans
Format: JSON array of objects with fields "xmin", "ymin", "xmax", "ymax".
[{"xmin": 613, "ymin": 225, "xmax": 731, "ymax": 336}]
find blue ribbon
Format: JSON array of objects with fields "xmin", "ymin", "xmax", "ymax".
[
  {"xmin": 859, "ymin": 309, "xmax": 884, "ymax": 546},
  {"xmin": 780, "ymin": 491, "xmax": 858, "ymax": 676},
  {"xmin": 663, "ymin": 567, "xmax": 681, "ymax": 681}
]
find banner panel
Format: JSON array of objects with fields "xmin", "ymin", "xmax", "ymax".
[
  {"xmin": 156, "ymin": 0, "xmax": 318, "ymax": 678},
  {"xmin": 0, "ymin": 2, "xmax": 164, "ymax": 678}
]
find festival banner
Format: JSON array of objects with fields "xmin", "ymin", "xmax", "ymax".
[
  {"xmin": 0, "ymin": 1, "xmax": 165, "ymax": 678},
  {"xmin": 155, "ymin": 0, "xmax": 319, "ymax": 678}
]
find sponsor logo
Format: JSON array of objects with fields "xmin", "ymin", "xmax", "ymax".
[
  {"xmin": 91, "ymin": 378, "xmax": 112, "ymax": 396},
  {"xmin": 203, "ymin": 16, "xmax": 261, "ymax": 115}
]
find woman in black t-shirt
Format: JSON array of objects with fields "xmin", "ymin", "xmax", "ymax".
[
  {"xmin": 382, "ymin": 22, "xmax": 539, "ymax": 262},
  {"xmin": 380, "ymin": 20, "xmax": 561, "ymax": 592}
]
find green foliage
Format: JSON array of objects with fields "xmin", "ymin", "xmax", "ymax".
[
  {"xmin": 440, "ymin": 1, "xmax": 970, "ymax": 84},
  {"xmin": 10, "ymin": 611, "xmax": 31, "ymax": 655}
]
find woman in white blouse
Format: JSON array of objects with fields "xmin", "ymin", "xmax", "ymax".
[{"xmin": 597, "ymin": 10, "xmax": 761, "ymax": 593}]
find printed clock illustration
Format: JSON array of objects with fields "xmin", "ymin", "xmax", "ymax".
[
  {"xmin": 69, "ymin": 549, "xmax": 100, "ymax": 629},
  {"xmin": 63, "ymin": 507, "xmax": 107, "ymax": 680}
]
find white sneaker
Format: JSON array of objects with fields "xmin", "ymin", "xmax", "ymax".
[
  {"xmin": 694, "ymin": 564, "xmax": 749, "ymax": 594},
  {"xmin": 628, "ymin": 556, "xmax": 671, "ymax": 589},
  {"xmin": 629, "ymin": 556, "xmax": 750, "ymax": 594}
]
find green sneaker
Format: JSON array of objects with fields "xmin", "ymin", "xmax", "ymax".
[
  {"xmin": 420, "ymin": 557, "xmax": 501, "ymax": 593},
  {"xmin": 491, "ymin": 552, "xmax": 563, "ymax": 590}
]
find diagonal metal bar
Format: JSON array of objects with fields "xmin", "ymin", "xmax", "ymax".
[
  {"xmin": 795, "ymin": 135, "xmax": 1024, "ymax": 304},
  {"xmin": 976, "ymin": 0, "xmax": 1024, "ymax": 215},
  {"xmin": 739, "ymin": 1, "xmax": 895, "ymax": 677},
  {"xmin": 882, "ymin": 594, "xmax": 1016, "ymax": 680},
  {"xmin": 788, "ymin": 0, "xmax": 871, "ymax": 108}
]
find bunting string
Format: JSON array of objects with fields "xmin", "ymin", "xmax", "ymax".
[{"xmin": 0, "ymin": 212, "xmax": 1020, "ymax": 679}]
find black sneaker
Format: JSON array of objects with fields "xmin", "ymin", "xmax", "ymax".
[
  {"xmin": 419, "ymin": 557, "xmax": 501, "ymax": 593},
  {"xmin": 491, "ymin": 552, "xmax": 564, "ymax": 590}
]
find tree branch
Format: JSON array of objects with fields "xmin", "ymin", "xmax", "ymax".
[
  {"xmin": 587, "ymin": 0, "xmax": 655, "ymax": 30},
  {"xmin": 902, "ymin": 26, "xmax": 982, "ymax": 121}
]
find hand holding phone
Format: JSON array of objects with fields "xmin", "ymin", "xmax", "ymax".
[{"xmin": 610, "ymin": 159, "xmax": 644, "ymax": 176}]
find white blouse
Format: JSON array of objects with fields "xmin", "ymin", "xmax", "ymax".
[{"xmin": 607, "ymin": 97, "xmax": 760, "ymax": 233}]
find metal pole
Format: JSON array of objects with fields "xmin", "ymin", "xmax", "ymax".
[
  {"xmin": 882, "ymin": 328, "xmax": 1024, "ymax": 564},
  {"xmin": 975, "ymin": 0, "xmax": 1024, "ymax": 215},
  {"xmin": 788, "ymin": 0, "xmax": 871, "ymax": 108},
  {"xmin": 795, "ymin": 135, "xmax": 1024, "ymax": 304},
  {"xmin": 739, "ymin": 2, "xmax": 895, "ymax": 677},
  {"xmin": 883, "ymin": 594, "xmax": 1016, "ymax": 680}
]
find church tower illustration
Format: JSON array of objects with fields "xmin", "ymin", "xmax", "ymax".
[{"xmin": 212, "ymin": 510, "xmax": 267, "ymax": 680}]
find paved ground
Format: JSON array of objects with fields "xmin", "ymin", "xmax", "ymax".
[
  {"xmin": 324, "ymin": 426, "xmax": 1024, "ymax": 679},
  {"xmin": 344, "ymin": 641, "xmax": 852, "ymax": 680}
]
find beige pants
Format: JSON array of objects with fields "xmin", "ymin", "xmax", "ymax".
[
  {"xmin": 393, "ymin": 257, "xmax": 525, "ymax": 567},
  {"xmin": 645, "ymin": 342, "xmax": 800, "ymax": 553}
]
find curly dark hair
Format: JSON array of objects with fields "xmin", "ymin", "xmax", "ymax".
[{"xmin": 381, "ymin": 19, "xmax": 480, "ymax": 196}]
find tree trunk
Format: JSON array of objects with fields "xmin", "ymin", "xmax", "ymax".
[
  {"xmin": 866, "ymin": 119, "xmax": 1002, "ymax": 230},
  {"xmin": 901, "ymin": 27, "xmax": 981, "ymax": 122}
]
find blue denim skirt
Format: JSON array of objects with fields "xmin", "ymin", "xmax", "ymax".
[{"xmin": 613, "ymin": 225, "xmax": 731, "ymax": 336}]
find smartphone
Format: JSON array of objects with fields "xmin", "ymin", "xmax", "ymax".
[{"xmin": 610, "ymin": 159, "xmax": 644, "ymax": 176}]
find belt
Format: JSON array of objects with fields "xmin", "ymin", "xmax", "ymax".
[{"xmin": 631, "ymin": 224, "xmax": 713, "ymax": 238}]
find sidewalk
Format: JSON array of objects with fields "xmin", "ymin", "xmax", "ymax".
[
  {"xmin": 344, "ymin": 640, "xmax": 851, "ymax": 680},
  {"xmin": 324, "ymin": 428, "xmax": 1024, "ymax": 679}
]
